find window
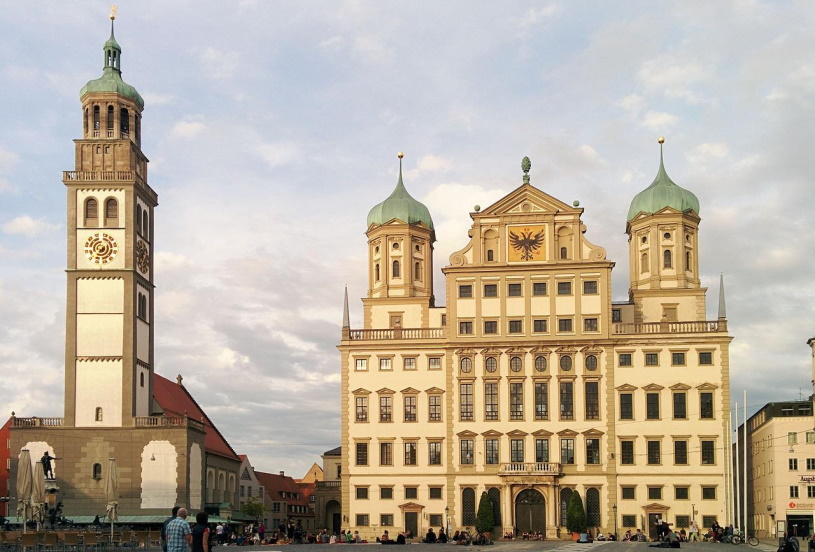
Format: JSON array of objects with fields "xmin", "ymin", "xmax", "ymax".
[
  {"xmin": 647, "ymin": 440, "xmax": 661, "ymax": 464},
  {"xmin": 560, "ymin": 489, "xmax": 573, "ymax": 526},
  {"xmin": 620, "ymin": 393, "xmax": 633, "ymax": 420},
  {"xmin": 460, "ymin": 383, "xmax": 473, "ymax": 421},
  {"xmin": 356, "ymin": 514, "xmax": 369, "ymax": 527},
  {"xmin": 404, "ymin": 442, "xmax": 417, "ymax": 465},
  {"xmin": 645, "ymin": 352, "xmax": 659, "ymax": 366},
  {"xmin": 379, "ymin": 358, "xmax": 392, "ymax": 371},
  {"xmin": 583, "ymin": 318, "xmax": 598, "ymax": 332},
  {"xmin": 701, "ymin": 440, "xmax": 715, "ymax": 464},
  {"xmin": 510, "ymin": 356, "xmax": 523, "ymax": 372},
  {"xmin": 429, "ymin": 442, "xmax": 442, "ymax": 465},
  {"xmin": 85, "ymin": 198, "xmax": 98, "ymax": 221},
  {"xmin": 356, "ymin": 487, "xmax": 369, "ymax": 499},
  {"xmin": 560, "ymin": 382, "xmax": 574, "ymax": 419},
  {"xmin": 533, "ymin": 319, "xmax": 547, "ymax": 333},
  {"xmin": 621, "ymin": 486, "xmax": 635, "ymax": 500},
  {"xmin": 790, "ymin": 432, "xmax": 799, "ymax": 445},
  {"xmin": 459, "ymin": 321, "xmax": 473, "ymax": 335},
  {"xmin": 702, "ymin": 487, "xmax": 716, "ymax": 500},
  {"xmin": 381, "ymin": 514, "xmax": 394, "ymax": 526},
  {"xmin": 404, "ymin": 357, "xmax": 416, "ymax": 370},
  {"xmin": 142, "ymin": 211, "xmax": 149, "ymax": 239},
  {"xmin": 535, "ymin": 439, "xmax": 549, "ymax": 463},
  {"xmin": 429, "ymin": 395, "xmax": 442, "ymax": 422},
  {"xmin": 95, "ymin": 407, "xmax": 103, "ymax": 421},
  {"xmin": 646, "ymin": 392, "xmax": 660, "ymax": 419},
  {"xmin": 93, "ymin": 105, "xmax": 100, "ymax": 130},
  {"xmin": 700, "ymin": 392, "xmax": 714, "ymax": 419},
  {"xmin": 560, "ymin": 438, "xmax": 575, "ymax": 464},
  {"xmin": 612, "ymin": 309, "xmax": 622, "ymax": 323},
  {"xmin": 675, "ymin": 487, "xmax": 690, "ymax": 500},
  {"xmin": 663, "ymin": 249, "xmax": 672, "ymax": 268},
  {"xmin": 808, "ymin": 432, "xmax": 815, "ymax": 444},
  {"xmin": 621, "ymin": 441, "xmax": 634, "ymax": 465},
  {"xmin": 534, "ymin": 356, "xmax": 547, "ymax": 372},
  {"xmin": 484, "ymin": 284, "xmax": 497, "ymax": 297},
  {"xmin": 485, "ymin": 356, "xmax": 498, "ymax": 372},
  {"xmin": 140, "ymin": 372, "xmax": 145, "ymax": 387},
  {"xmin": 429, "ymin": 357, "xmax": 441, "ymax": 370},
  {"xmin": 429, "ymin": 487, "xmax": 443, "ymax": 499},
  {"xmin": 699, "ymin": 352, "xmax": 713, "ymax": 365},
  {"xmin": 533, "ymin": 282, "xmax": 547, "ymax": 296},
  {"xmin": 557, "ymin": 281, "xmax": 572, "ymax": 295},
  {"xmin": 460, "ymin": 440, "xmax": 474, "ymax": 465},
  {"xmin": 485, "ymin": 383, "xmax": 498, "ymax": 421},
  {"xmin": 672, "ymin": 352, "xmax": 686, "ymax": 366},
  {"xmin": 405, "ymin": 487, "xmax": 418, "ymax": 499},
  {"xmin": 534, "ymin": 382, "xmax": 548, "ymax": 420},
  {"xmin": 510, "ymin": 382, "xmax": 524, "ymax": 420},
  {"xmin": 107, "ymin": 105, "xmax": 114, "ymax": 130},
  {"xmin": 508, "ymin": 283, "xmax": 522, "ymax": 297},
  {"xmin": 483, "ymin": 320, "xmax": 497, "ymax": 334},
  {"xmin": 702, "ymin": 516, "xmax": 718, "ymax": 528},
  {"xmin": 808, "ymin": 458, "xmax": 815, "ymax": 470},
  {"xmin": 648, "ymin": 487, "xmax": 663, "ymax": 500},
  {"xmin": 487, "ymin": 250, "xmax": 494, "ymax": 261},
  {"xmin": 462, "ymin": 488, "xmax": 476, "ymax": 526},
  {"xmin": 583, "ymin": 281, "xmax": 598, "ymax": 294},
  {"xmin": 790, "ymin": 486, "xmax": 800, "ymax": 498},
  {"xmin": 585, "ymin": 382, "xmax": 599, "ymax": 420},
  {"xmin": 508, "ymin": 319, "xmax": 523, "ymax": 333},
  {"xmin": 414, "ymin": 262, "xmax": 421, "ymax": 280},
  {"xmin": 380, "ymin": 396, "xmax": 392, "ymax": 422},
  {"xmin": 92, "ymin": 463, "xmax": 102, "ymax": 480},
  {"xmin": 558, "ymin": 318, "xmax": 573, "ymax": 332},
  {"xmin": 560, "ymin": 355, "xmax": 572, "ymax": 371},
  {"xmin": 404, "ymin": 395, "xmax": 417, "ymax": 422},
  {"xmin": 674, "ymin": 440, "xmax": 688, "ymax": 465},
  {"xmin": 560, "ymin": 246, "xmax": 568, "ymax": 259},
  {"xmin": 392, "ymin": 260, "xmax": 400, "ymax": 278},
  {"xmin": 355, "ymin": 442, "xmax": 368, "ymax": 465},
  {"xmin": 459, "ymin": 285, "xmax": 473, "ymax": 298},
  {"xmin": 586, "ymin": 438, "xmax": 600, "ymax": 464},
  {"xmin": 485, "ymin": 439, "xmax": 499, "ymax": 464},
  {"xmin": 380, "ymin": 442, "xmax": 393, "ymax": 466},
  {"xmin": 355, "ymin": 397, "xmax": 368, "ymax": 422},
  {"xmin": 105, "ymin": 198, "xmax": 118, "ymax": 221},
  {"xmin": 619, "ymin": 353, "xmax": 632, "ymax": 367},
  {"xmin": 375, "ymin": 264, "xmax": 380, "ymax": 281},
  {"xmin": 673, "ymin": 393, "xmax": 687, "ymax": 419},
  {"xmin": 585, "ymin": 355, "xmax": 598, "ymax": 370},
  {"xmin": 510, "ymin": 439, "xmax": 524, "ymax": 462},
  {"xmin": 790, "ymin": 458, "xmax": 799, "ymax": 470}
]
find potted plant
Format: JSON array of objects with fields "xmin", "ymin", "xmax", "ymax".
[
  {"xmin": 475, "ymin": 492, "xmax": 494, "ymax": 543},
  {"xmin": 566, "ymin": 491, "xmax": 587, "ymax": 541}
]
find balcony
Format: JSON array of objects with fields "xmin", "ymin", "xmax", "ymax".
[
  {"xmin": 63, "ymin": 170, "xmax": 146, "ymax": 188},
  {"xmin": 316, "ymin": 481, "xmax": 342, "ymax": 488},
  {"xmin": 134, "ymin": 416, "xmax": 205, "ymax": 432},
  {"xmin": 347, "ymin": 328, "xmax": 446, "ymax": 341},
  {"xmin": 499, "ymin": 462, "xmax": 561, "ymax": 476},
  {"xmin": 12, "ymin": 417, "xmax": 63, "ymax": 428},
  {"xmin": 612, "ymin": 320, "xmax": 724, "ymax": 335}
]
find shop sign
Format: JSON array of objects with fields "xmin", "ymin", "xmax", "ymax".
[{"xmin": 788, "ymin": 501, "xmax": 815, "ymax": 509}]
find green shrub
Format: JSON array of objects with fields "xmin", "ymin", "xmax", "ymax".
[{"xmin": 566, "ymin": 491, "xmax": 587, "ymax": 534}]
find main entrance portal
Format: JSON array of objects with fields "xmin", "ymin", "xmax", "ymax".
[{"xmin": 515, "ymin": 489, "xmax": 546, "ymax": 535}]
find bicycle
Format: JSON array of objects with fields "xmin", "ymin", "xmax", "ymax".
[{"xmin": 731, "ymin": 531, "xmax": 759, "ymax": 546}]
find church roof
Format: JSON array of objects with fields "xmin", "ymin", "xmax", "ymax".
[
  {"xmin": 80, "ymin": 21, "xmax": 144, "ymax": 108},
  {"xmin": 627, "ymin": 139, "xmax": 699, "ymax": 222},
  {"xmin": 367, "ymin": 155, "xmax": 434, "ymax": 231}
]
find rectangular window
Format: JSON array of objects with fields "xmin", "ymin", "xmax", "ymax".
[
  {"xmin": 429, "ymin": 514, "xmax": 443, "ymax": 527},
  {"xmin": 379, "ymin": 358, "xmax": 392, "ymax": 371},
  {"xmin": 459, "ymin": 321, "xmax": 473, "ymax": 335},
  {"xmin": 533, "ymin": 319, "xmax": 548, "ymax": 333},
  {"xmin": 674, "ymin": 440, "xmax": 688, "ymax": 465},
  {"xmin": 355, "ymin": 397, "xmax": 368, "ymax": 422},
  {"xmin": 648, "ymin": 487, "xmax": 662, "ymax": 500},
  {"xmin": 381, "ymin": 514, "xmax": 394, "ymax": 526},
  {"xmin": 483, "ymin": 284, "xmax": 497, "ymax": 297},
  {"xmin": 790, "ymin": 458, "xmax": 799, "ymax": 470},
  {"xmin": 560, "ymin": 382, "xmax": 574, "ymax": 420},
  {"xmin": 675, "ymin": 487, "xmax": 690, "ymax": 500},
  {"xmin": 533, "ymin": 282, "xmax": 547, "ymax": 296},
  {"xmin": 429, "ymin": 357, "xmax": 442, "ymax": 370},
  {"xmin": 380, "ymin": 396, "xmax": 392, "ymax": 422},
  {"xmin": 672, "ymin": 352, "xmax": 686, "ymax": 366},
  {"xmin": 460, "ymin": 383, "xmax": 474, "ymax": 421},
  {"xmin": 808, "ymin": 431, "xmax": 815, "ymax": 444},
  {"xmin": 508, "ymin": 319, "xmax": 523, "ymax": 334},
  {"xmin": 356, "ymin": 514, "xmax": 369, "ymax": 527},
  {"xmin": 356, "ymin": 442, "xmax": 368, "ymax": 466},
  {"xmin": 510, "ymin": 439, "xmax": 524, "ymax": 462},
  {"xmin": 583, "ymin": 318, "xmax": 598, "ymax": 332},
  {"xmin": 702, "ymin": 516, "xmax": 717, "ymax": 528},
  {"xmin": 701, "ymin": 440, "xmax": 715, "ymax": 465},
  {"xmin": 429, "ymin": 487, "xmax": 443, "ymax": 499},
  {"xmin": 355, "ymin": 358, "xmax": 368, "ymax": 371},
  {"xmin": 702, "ymin": 487, "xmax": 716, "ymax": 500},
  {"xmin": 510, "ymin": 382, "xmax": 524, "ymax": 420},
  {"xmin": 404, "ymin": 396, "xmax": 417, "ymax": 422},
  {"xmin": 459, "ymin": 285, "xmax": 473, "ymax": 298},
  {"xmin": 585, "ymin": 382, "xmax": 599, "ymax": 420},
  {"xmin": 557, "ymin": 282, "xmax": 572, "ymax": 295},
  {"xmin": 646, "ymin": 392, "xmax": 660, "ymax": 419},
  {"xmin": 508, "ymin": 283, "xmax": 522, "ymax": 297},
  {"xmin": 404, "ymin": 442, "xmax": 417, "ymax": 466},
  {"xmin": 356, "ymin": 487, "xmax": 369, "ymax": 499},
  {"xmin": 647, "ymin": 440, "xmax": 661, "ymax": 465},
  {"xmin": 404, "ymin": 357, "xmax": 416, "ymax": 370},
  {"xmin": 428, "ymin": 442, "xmax": 442, "ymax": 465},
  {"xmin": 620, "ymin": 393, "xmax": 633, "ymax": 420},
  {"xmin": 790, "ymin": 486, "xmax": 799, "ymax": 498},
  {"xmin": 645, "ymin": 352, "xmax": 659, "ymax": 366},
  {"xmin": 405, "ymin": 487, "xmax": 418, "ymax": 499},
  {"xmin": 676, "ymin": 515, "xmax": 690, "ymax": 529},
  {"xmin": 460, "ymin": 439, "xmax": 474, "ymax": 465},
  {"xmin": 621, "ymin": 440, "xmax": 634, "ymax": 465},
  {"xmin": 808, "ymin": 458, "xmax": 815, "ymax": 470},
  {"xmin": 484, "ymin": 320, "xmax": 498, "ymax": 334},
  {"xmin": 586, "ymin": 438, "xmax": 600, "ymax": 465},
  {"xmin": 380, "ymin": 442, "xmax": 393, "ymax": 466},
  {"xmin": 612, "ymin": 309, "xmax": 622, "ymax": 323},
  {"xmin": 535, "ymin": 439, "xmax": 549, "ymax": 463},
  {"xmin": 485, "ymin": 439, "xmax": 499, "ymax": 465},
  {"xmin": 561, "ymin": 438, "xmax": 575, "ymax": 464},
  {"xmin": 534, "ymin": 382, "xmax": 548, "ymax": 420},
  {"xmin": 558, "ymin": 318, "xmax": 573, "ymax": 332},
  {"xmin": 583, "ymin": 281, "xmax": 598, "ymax": 294},
  {"xmin": 619, "ymin": 353, "xmax": 632, "ymax": 367},
  {"xmin": 485, "ymin": 383, "xmax": 499, "ymax": 421},
  {"xmin": 429, "ymin": 395, "xmax": 442, "ymax": 422},
  {"xmin": 621, "ymin": 487, "xmax": 635, "ymax": 500},
  {"xmin": 790, "ymin": 432, "xmax": 799, "ymax": 445},
  {"xmin": 699, "ymin": 351, "xmax": 713, "ymax": 365},
  {"xmin": 381, "ymin": 487, "xmax": 393, "ymax": 499},
  {"xmin": 673, "ymin": 392, "xmax": 687, "ymax": 419},
  {"xmin": 700, "ymin": 392, "xmax": 714, "ymax": 419}
]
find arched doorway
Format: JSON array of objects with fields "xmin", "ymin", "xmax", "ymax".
[
  {"xmin": 515, "ymin": 489, "xmax": 545, "ymax": 535},
  {"xmin": 325, "ymin": 500, "xmax": 341, "ymax": 535}
]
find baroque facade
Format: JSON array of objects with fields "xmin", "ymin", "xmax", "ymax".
[{"xmin": 339, "ymin": 148, "xmax": 733, "ymax": 540}]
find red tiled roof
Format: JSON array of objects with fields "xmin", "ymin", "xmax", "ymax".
[
  {"xmin": 255, "ymin": 471, "xmax": 312, "ymax": 510},
  {"xmin": 152, "ymin": 373, "xmax": 239, "ymax": 461}
]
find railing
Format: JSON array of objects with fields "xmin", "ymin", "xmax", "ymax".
[
  {"xmin": 348, "ymin": 328, "xmax": 446, "ymax": 340},
  {"xmin": 134, "ymin": 416, "xmax": 205, "ymax": 431},
  {"xmin": 12, "ymin": 417, "xmax": 64, "ymax": 428},
  {"xmin": 612, "ymin": 320, "xmax": 722, "ymax": 334},
  {"xmin": 63, "ymin": 170, "xmax": 146, "ymax": 187},
  {"xmin": 499, "ymin": 462, "xmax": 561, "ymax": 475},
  {"xmin": 316, "ymin": 481, "xmax": 342, "ymax": 488}
]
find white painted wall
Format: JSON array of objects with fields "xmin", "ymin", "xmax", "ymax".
[
  {"xmin": 141, "ymin": 441, "xmax": 178, "ymax": 509},
  {"xmin": 189, "ymin": 443, "xmax": 203, "ymax": 511},
  {"xmin": 76, "ymin": 313, "xmax": 123, "ymax": 356},
  {"xmin": 75, "ymin": 359, "xmax": 123, "ymax": 426},
  {"xmin": 77, "ymin": 278, "xmax": 124, "ymax": 313}
]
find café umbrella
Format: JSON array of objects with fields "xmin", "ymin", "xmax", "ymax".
[
  {"xmin": 31, "ymin": 461, "xmax": 46, "ymax": 528},
  {"xmin": 16, "ymin": 449, "xmax": 33, "ymax": 533},
  {"xmin": 104, "ymin": 457, "xmax": 119, "ymax": 540}
]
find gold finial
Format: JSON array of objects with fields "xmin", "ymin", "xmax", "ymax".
[
  {"xmin": 397, "ymin": 152, "xmax": 404, "ymax": 159},
  {"xmin": 110, "ymin": 4, "xmax": 117, "ymax": 20},
  {"xmin": 658, "ymin": 136, "xmax": 665, "ymax": 144}
]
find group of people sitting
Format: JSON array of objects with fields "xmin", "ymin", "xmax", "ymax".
[{"xmin": 622, "ymin": 529, "xmax": 648, "ymax": 542}]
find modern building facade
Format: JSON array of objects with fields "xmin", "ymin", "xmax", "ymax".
[{"xmin": 339, "ymin": 148, "xmax": 733, "ymax": 540}]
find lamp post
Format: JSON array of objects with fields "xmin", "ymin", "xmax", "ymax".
[
  {"xmin": 445, "ymin": 507, "xmax": 450, "ymax": 536},
  {"xmin": 612, "ymin": 504, "xmax": 618, "ymax": 541}
]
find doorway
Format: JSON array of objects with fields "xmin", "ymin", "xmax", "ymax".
[
  {"xmin": 787, "ymin": 515, "xmax": 812, "ymax": 538},
  {"xmin": 648, "ymin": 513, "xmax": 661, "ymax": 541},
  {"xmin": 515, "ymin": 489, "xmax": 546, "ymax": 535},
  {"xmin": 405, "ymin": 512, "xmax": 418, "ymax": 538}
]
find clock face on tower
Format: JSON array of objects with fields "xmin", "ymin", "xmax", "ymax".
[
  {"xmin": 84, "ymin": 232, "xmax": 118, "ymax": 265},
  {"xmin": 135, "ymin": 240, "xmax": 150, "ymax": 274}
]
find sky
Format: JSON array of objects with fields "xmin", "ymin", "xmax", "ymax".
[{"xmin": 1, "ymin": 0, "xmax": 814, "ymax": 479}]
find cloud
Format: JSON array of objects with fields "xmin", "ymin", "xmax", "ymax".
[
  {"xmin": 638, "ymin": 56, "xmax": 712, "ymax": 104},
  {"xmin": 171, "ymin": 121, "xmax": 207, "ymax": 138},
  {"xmin": 352, "ymin": 36, "xmax": 394, "ymax": 63},
  {"xmin": 256, "ymin": 142, "xmax": 300, "ymax": 168},
  {"xmin": 0, "ymin": 178, "xmax": 16, "ymax": 194},
  {"xmin": 141, "ymin": 92, "xmax": 176, "ymax": 106},
  {"xmin": 198, "ymin": 47, "xmax": 240, "ymax": 79},
  {"xmin": 2, "ymin": 215, "xmax": 60, "ymax": 237},
  {"xmin": 319, "ymin": 36, "xmax": 344, "ymax": 53},
  {"xmin": 641, "ymin": 111, "xmax": 679, "ymax": 130},
  {"xmin": 686, "ymin": 143, "xmax": 729, "ymax": 166}
]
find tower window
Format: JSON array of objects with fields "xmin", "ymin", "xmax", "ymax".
[
  {"xmin": 663, "ymin": 249, "xmax": 672, "ymax": 268},
  {"xmin": 414, "ymin": 262, "xmax": 420, "ymax": 280},
  {"xmin": 120, "ymin": 108, "xmax": 129, "ymax": 136},
  {"xmin": 560, "ymin": 247, "xmax": 568, "ymax": 259},
  {"xmin": 375, "ymin": 264, "xmax": 380, "ymax": 281},
  {"xmin": 105, "ymin": 198, "xmax": 118, "ymax": 222},
  {"xmin": 95, "ymin": 407, "xmax": 103, "ymax": 422},
  {"xmin": 392, "ymin": 242, "xmax": 399, "ymax": 250},
  {"xmin": 392, "ymin": 260, "xmax": 400, "ymax": 278},
  {"xmin": 142, "ymin": 211, "xmax": 149, "ymax": 240},
  {"xmin": 84, "ymin": 108, "xmax": 89, "ymax": 135},
  {"xmin": 136, "ymin": 205, "xmax": 142, "ymax": 234},
  {"xmin": 107, "ymin": 105, "xmax": 114, "ymax": 131},
  {"xmin": 92, "ymin": 463, "xmax": 102, "ymax": 480},
  {"xmin": 140, "ymin": 372, "xmax": 145, "ymax": 387},
  {"xmin": 85, "ymin": 198, "xmax": 98, "ymax": 224},
  {"xmin": 686, "ymin": 251, "xmax": 692, "ymax": 271},
  {"xmin": 93, "ymin": 105, "xmax": 100, "ymax": 130},
  {"xmin": 487, "ymin": 249, "xmax": 494, "ymax": 261},
  {"xmin": 641, "ymin": 252, "xmax": 648, "ymax": 273}
]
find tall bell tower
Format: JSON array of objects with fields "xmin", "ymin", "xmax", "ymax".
[{"xmin": 63, "ymin": 11, "xmax": 156, "ymax": 427}]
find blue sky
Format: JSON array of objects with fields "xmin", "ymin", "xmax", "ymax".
[{"xmin": 1, "ymin": 1, "xmax": 814, "ymax": 478}]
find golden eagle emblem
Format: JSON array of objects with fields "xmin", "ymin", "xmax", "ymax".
[{"xmin": 509, "ymin": 228, "xmax": 545, "ymax": 261}]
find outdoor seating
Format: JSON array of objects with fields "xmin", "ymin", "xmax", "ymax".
[
  {"xmin": 20, "ymin": 533, "xmax": 40, "ymax": 552},
  {"xmin": 0, "ymin": 532, "xmax": 19, "ymax": 552},
  {"xmin": 132, "ymin": 532, "xmax": 148, "ymax": 549},
  {"xmin": 82, "ymin": 533, "xmax": 101, "ymax": 552},
  {"xmin": 40, "ymin": 533, "xmax": 58, "ymax": 552},
  {"xmin": 61, "ymin": 532, "xmax": 80, "ymax": 552}
]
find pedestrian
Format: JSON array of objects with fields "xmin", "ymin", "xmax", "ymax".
[
  {"xmin": 166, "ymin": 508, "xmax": 192, "ymax": 552},
  {"xmin": 162, "ymin": 507, "xmax": 181, "ymax": 552},
  {"xmin": 192, "ymin": 512, "xmax": 210, "ymax": 552}
]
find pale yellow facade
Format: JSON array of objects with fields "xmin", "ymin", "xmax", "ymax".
[{"xmin": 339, "ymin": 157, "xmax": 733, "ymax": 540}]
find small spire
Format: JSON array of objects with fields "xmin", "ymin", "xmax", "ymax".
[
  {"xmin": 718, "ymin": 273, "xmax": 727, "ymax": 319},
  {"xmin": 522, "ymin": 156, "xmax": 531, "ymax": 185},
  {"xmin": 342, "ymin": 286, "xmax": 350, "ymax": 329}
]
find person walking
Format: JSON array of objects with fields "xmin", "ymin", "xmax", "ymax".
[
  {"xmin": 166, "ymin": 508, "xmax": 192, "ymax": 552},
  {"xmin": 161, "ymin": 507, "xmax": 181, "ymax": 552},
  {"xmin": 191, "ymin": 512, "xmax": 210, "ymax": 552}
]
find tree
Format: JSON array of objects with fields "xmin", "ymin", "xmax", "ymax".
[
  {"xmin": 241, "ymin": 497, "xmax": 267, "ymax": 521},
  {"xmin": 475, "ymin": 491, "xmax": 495, "ymax": 534},
  {"xmin": 566, "ymin": 491, "xmax": 587, "ymax": 534}
]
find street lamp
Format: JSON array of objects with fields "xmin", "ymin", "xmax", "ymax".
[{"xmin": 612, "ymin": 504, "xmax": 618, "ymax": 541}]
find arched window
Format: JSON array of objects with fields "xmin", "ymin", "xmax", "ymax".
[
  {"xmin": 560, "ymin": 246, "xmax": 568, "ymax": 260},
  {"xmin": 140, "ymin": 372, "xmax": 145, "ymax": 387},
  {"xmin": 686, "ymin": 251, "xmax": 692, "ymax": 271},
  {"xmin": 663, "ymin": 249, "xmax": 672, "ymax": 269},
  {"xmin": 414, "ymin": 262, "xmax": 421, "ymax": 280},
  {"xmin": 120, "ymin": 108, "xmax": 129, "ymax": 136},
  {"xmin": 374, "ymin": 263, "xmax": 380, "ymax": 282},
  {"xmin": 462, "ymin": 488, "xmax": 476, "ymax": 526},
  {"xmin": 142, "ymin": 211, "xmax": 149, "ymax": 240},
  {"xmin": 641, "ymin": 252, "xmax": 648, "ymax": 273},
  {"xmin": 135, "ymin": 115, "xmax": 141, "ymax": 144},
  {"xmin": 92, "ymin": 463, "xmax": 102, "ymax": 480},
  {"xmin": 84, "ymin": 108, "xmax": 89, "ymax": 136},
  {"xmin": 95, "ymin": 407, "xmax": 103, "ymax": 421},
  {"xmin": 136, "ymin": 205, "xmax": 142, "ymax": 234},
  {"xmin": 586, "ymin": 488, "xmax": 601, "ymax": 527},
  {"xmin": 487, "ymin": 487, "xmax": 502, "ymax": 528},
  {"xmin": 93, "ymin": 106, "xmax": 100, "ymax": 130},
  {"xmin": 107, "ymin": 105, "xmax": 114, "ymax": 131},
  {"xmin": 105, "ymin": 198, "xmax": 118, "ymax": 222},
  {"xmin": 560, "ymin": 488, "xmax": 573, "ymax": 526},
  {"xmin": 85, "ymin": 198, "xmax": 98, "ymax": 224},
  {"xmin": 487, "ymin": 249, "xmax": 494, "ymax": 262},
  {"xmin": 392, "ymin": 260, "xmax": 400, "ymax": 278}
]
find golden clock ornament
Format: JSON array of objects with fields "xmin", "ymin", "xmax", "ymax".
[
  {"xmin": 135, "ymin": 240, "xmax": 150, "ymax": 273},
  {"xmin": 84, "ymin": 232, "xmax": 118, "ymax": 265}
]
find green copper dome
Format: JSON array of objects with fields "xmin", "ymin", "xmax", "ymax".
[
  {"xmin": 80, "ymin": 23, "xmax": 144, "ymax": 109},
  {"xmin": 367, "ymin": 160, "xmax": 434, "ymax": 230},
  {"xmin": 627, "ymin": 143, "xmax": 700, "ymax": 222}
]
